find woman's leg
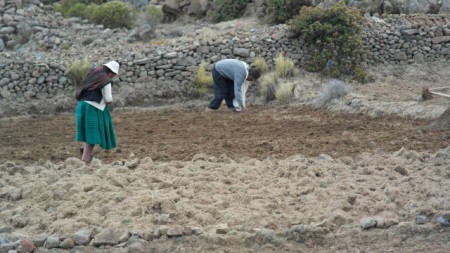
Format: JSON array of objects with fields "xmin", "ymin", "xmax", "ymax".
[{"xmin": 81, "ymin": 143, "xmax": 95, "ymax": 162}]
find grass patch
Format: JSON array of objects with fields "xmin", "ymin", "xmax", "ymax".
[
  {"xmin": 253, "ymin": 57, "xmax": 269, "ymax": 74},
  {"xmin": 275, "ymin": 54, "xmax": 295, "ymax": 78},
  {"xmin": 259, "ymin": 72, "xmax": 279, "ymax": 102},
  {"xmin": 190, "ymin": 63, "xmax": 213, "ymax": 97},
  {"xmin": 68, "ymin": 57, "xmax": 91, "ymax": 85},
  {"xmin": 275, "ymin": 82, "xmax": 295, "ymax": 104}
]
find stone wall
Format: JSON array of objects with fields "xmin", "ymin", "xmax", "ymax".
[{"xmin": 3, "ymin": 0, "xmax": 450, "ymax": 105}]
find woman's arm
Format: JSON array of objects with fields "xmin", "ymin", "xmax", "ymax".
[{"xmin": 102, "ymin": 83, "xmax": 113, "ymax": 103}]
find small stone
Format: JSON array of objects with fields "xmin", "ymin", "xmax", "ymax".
[
  {"xmin": 360, "ymin": 217, "xmax": 376, "ymax": 230},
  {"xmin": 215, "ymin": 224, "xmax": 230, "ymax": 234},
  {"xmin": 415, "ymin": 215, "xmax": 427, "ymax": 225},
  {"xmin": 17, "ymin": 239, "xmax": 36, "ymax": 253}
]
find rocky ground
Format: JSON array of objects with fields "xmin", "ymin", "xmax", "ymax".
[{"xmin": 1, "ymin": 14, "xmax": 450, "ymax": 253}]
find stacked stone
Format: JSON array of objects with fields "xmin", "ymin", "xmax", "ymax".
[
  {"xmin": 0, "ymin": 60, "xmax": 70, "ymax": 100},
  {"xmin": 364, "ymin": 15, "xmax": 450, "ymax": 65},
  {"xmin": 4, "ymin": 2, "xmax": 450, "ymax": 102}
]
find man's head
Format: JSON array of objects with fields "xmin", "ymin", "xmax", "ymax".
[{"xmin": 247, "ymin": 67, "xmax": 261, "ymax": 81}]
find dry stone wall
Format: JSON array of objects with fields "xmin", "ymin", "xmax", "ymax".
[{"xmin": 3, "ymin": 0, "xmax": 450, "ymax": 108}]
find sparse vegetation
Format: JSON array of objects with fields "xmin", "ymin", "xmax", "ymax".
[
  {"xmin": 89, "ymin": 1, "xmax": 135, "ymax": 28},
  {"xmin": 61, "ymin": 42, "xmax": 72, "ymax": 50},
  {"xmin": 275, "ymin": 54, "xmax": 295, "ymax": 78},
  {"xmin": 314, "ymin": 79, "xmax": 351, "ymax": 106},
  {"xmin": 265, "ymin": 0, "xmax": 306, "ymax": 24},
  {"xmin": 288, "ymin": 3, "xmax": 367, "ymax": 81},
  {"xmin": 253, "ymin": 57, "xmax": 269, "ymax": 74},
  {"xmin": 209, "ymin": 0, "xmax": 250, "ymax": 23},
  {"xmin": 68, "ymin": 57, "xmax": 91, "ymax": 85},
  {"xmin": 191, "ymin": 63, "xmax": 213, "ymax": 97},
  {"xmin": 275, "ymin": 82, "xmax": 295, "ymax": 104},
  {"xmin": 148, "ymin": 39, "xmax": 166, "ymax": 46},
  {"xmin": 258, "ymin": 72, "xmax": 279, "ymax": 102}
]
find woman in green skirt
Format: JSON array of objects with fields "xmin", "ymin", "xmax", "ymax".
[{"xmin": 75, "ymin": 60, "xmax": 119, "ymax": 162}]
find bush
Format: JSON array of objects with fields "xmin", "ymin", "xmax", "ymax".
[
  {"xmin": 65, "ymin": 2, "xmax": 88, "ymax": 18},
  {"xmin": 288, "ymin": 3, "xmax": 366, "ymax": 80},
  {"xmin": 253, "ymin": 57, "xmax": 269, "ymax": 74},
  {"xmin": 191, "ymin": 63, "xmax": 213, "ymax": 97},
  {"xmin": 314, "ymin": 79, "xmax": 351, "ymax": 106},
  {"xmin": 275, "ymin": 54, "xmax": 295, "ymax": 78},
  {"xmin": 89, "ymin": 1, "xmax": 134, "ymax": 28},
  {"xmin": 258, "ymin": 72, "xmax": 279, "ymax": 102},
  {"xmin": 69, "ymin": 58, "xmax": 91, "ymax": 85},
  {"xmin": 275, "ymin": 82, "xmax": 295, "ymax": 104},
  {"xmin": 209, "ymin": 0, "xmax": 250, "ymax": 23},
  {"xmin": 265, "ymin": 0, "xmax": 307, "ymax": 24},
  {"xmin": 55, "ymin": 0, "xmax": 134, "ymax": 28}
]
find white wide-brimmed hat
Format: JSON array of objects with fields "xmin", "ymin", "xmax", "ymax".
[{"xmin": 103, "ymin": 61, "xmax": 120, "ymax": 75}]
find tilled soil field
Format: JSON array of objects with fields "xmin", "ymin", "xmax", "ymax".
[{"xmin": 1, "ymin": 105, "xmax": 449, "ymax": 164}]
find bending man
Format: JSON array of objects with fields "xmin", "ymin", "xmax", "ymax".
[{"xmin": 208, "ymin": 59, "xmax": 261, "ymax": 112}]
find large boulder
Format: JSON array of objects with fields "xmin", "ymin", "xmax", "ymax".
[
  {"xmin": 440, "ymin": 0, "xmax": 450, "ymax": 14},
  {"xmin": 187, "ymin": 0, "xmax": 208, "ymax": 16},
  {"xmin": 408, "ymin": 0, "xmax": 439, "ymax": 14}
]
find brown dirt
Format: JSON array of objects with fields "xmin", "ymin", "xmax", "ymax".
[{"xmin": 1, "ymin": 105, "xmax": 448, "ymax": 165}]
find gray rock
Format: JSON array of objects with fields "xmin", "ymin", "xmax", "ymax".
[
  {"xmin": 360, "ymin": 217, "xmax": 377, "ymax": 230},
  {"xmin": 74, "ymin": 230, "xmax": 92, "ymax": 245},
  {"xmin": 215, "ymin": 223, "xmax": 230, "ymax": 234},
  {"xmin": 233, "ymin": 48, "xmax": 250, "ymax": 57},
  {"xmin": 92, "ymin": 228, "xmax": 120, "ymax": 246},
  {"xmin": 0, "ymin": 27, "xmax": 15, "ymax": 34},
  {"xmin": 59, "ymin": 238, "xmax": 75, "ymax": 249},
  {"xmin": 128, "ymin": 241, "xmax": 145, "ymax": 253},
  {"xmin": 167, "ymin": 226, "xmax": 183, "ymax": 237},
  {"xmin": 0, "ymin": 226, "xmax": 13, "ymax": 233},
  {"xmin": 44, "ymin": 234, "xmax": 59, "ymax": 249},
  {"xmin": 31, "ymin": 235, "xmax": 47, "ymax": 247},
  {"xmin": 415, "ymin": 215, "xmax": 428, "ymax": 224}
]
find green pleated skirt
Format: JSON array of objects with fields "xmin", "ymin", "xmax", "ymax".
[{"xmin": 76, "ymin": 101, "xmax": 117, "ymax": 150}]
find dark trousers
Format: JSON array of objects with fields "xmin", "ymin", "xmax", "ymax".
[{"xmin": 208, "ymin": 66, "xmax": 234, "ymax": 109}]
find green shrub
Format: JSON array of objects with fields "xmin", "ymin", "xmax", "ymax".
[
  {"xmin": 55, "ymin": 0, "xmax": 134, "ymax": 28},
  {"xmin": 288, "ymin": 3, "xmax": 366, "ymax": 80},
  {"xmin": 209, "ymin": 0, "xmax": 250, "ymax": 23},
  {"xmin": 191, "ymin": 63, "xmax": 213, "ymax": 97},
  {"xmin": 66, "ymin": 2, "xmax": 88, "ymax": 18},
  {"xmin": 253, "ymin": 57, "xmax": 269, "ymax": 74},
  {"xmin": 275, "ymin": 54, "xmax": 295, "ymax": 78},
  {"xmin": 275, "ymin": 82, "xmax": 295, "ymax": 104},
  {"xmin": 83, "ymin": 4, "xmax": 99, "ymax": 20},
  {"xmin": 69, "ymin": 57, "xmax": 91, "ymax": 85},
  {"xmin": 265, "ymin": 0, "xmax": 306, "ymax": 24},
  {"xmin": 89, "ymin": 1, "xmax": 134, "ymax": 28},
  {"xmin": 258, "ymin": 72, "xmax": 279, "ymax": 102}
]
